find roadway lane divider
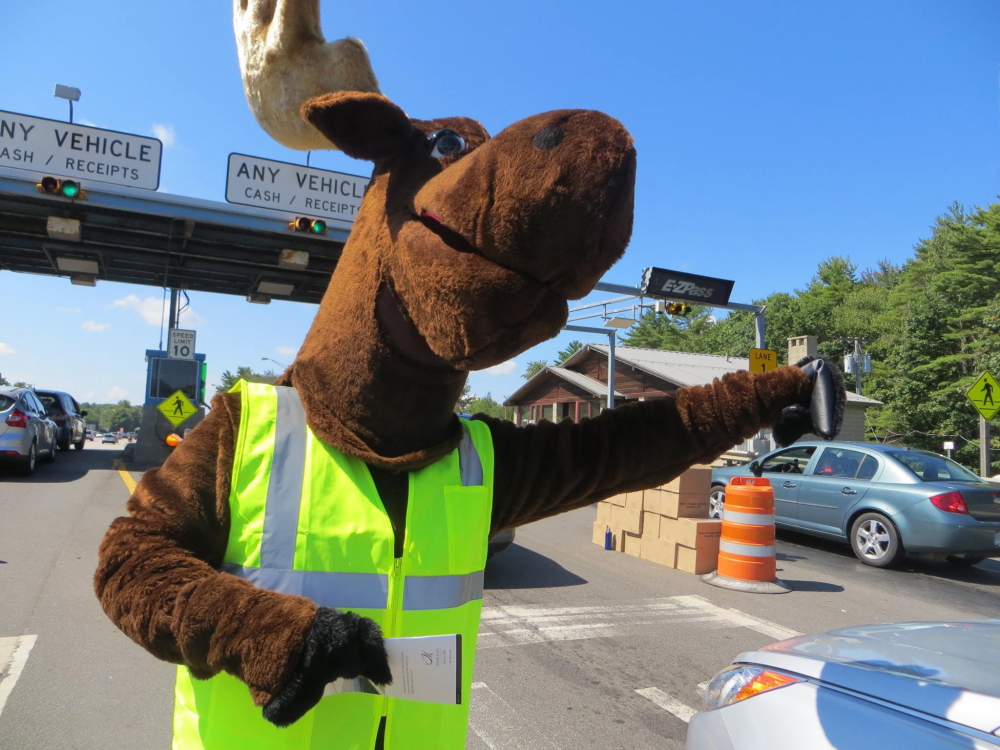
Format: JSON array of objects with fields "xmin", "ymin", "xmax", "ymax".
[
  {"xmin": 701, "ymin": 477, "xmax": 791, "ymax": 594},
  {"xmin": 0, "ymin": 634, "xmax": 37, "ymax": 719},
  {"xmin": 112, "ymin": 459, "xmax": 137, "ymax": 494}
]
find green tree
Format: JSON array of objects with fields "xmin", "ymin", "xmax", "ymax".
[
  {"xmin": 522, "ymin": 360, "xmax": 547, "ymax": 380},
  {"xmin": 554, "ymin": 341, "xmax": 583, "ymax": 365},
  {"xmin": 455, "ymin": 382, "xmax": 474, "ymax": 413},
  {"xmin": 465, "ymin": 392, "xmax": 512, "ymax": 420},
  {"xmin": 0, "ymin": 372, "xmax": 9, "ymax": 386},
  {"xmin": 215, "ymin": 366, "xmax": 279, "ymax": 394}
]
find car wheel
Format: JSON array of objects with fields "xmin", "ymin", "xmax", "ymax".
[
  {"xmin": 709, "ymin": 485, "xmax": 725, "ymax": 520},
  {"xmin": 20, "ymin": 443, "xmax": 37, "ymax": 476},
  {"xmin": 57, "ymin": 431, "xmax": 71, "ymax": 452},
  {"xmin": 850, "ymin": 512, "xmax": 903, "ymax": 567},
  {"xmin": 74, "ymin": 437, "xmax": 85, "ymax": 450},
  {"xmin": 42, "ymin": 441, "xmax": 57, "ymax": 463},
  {"xmin": 945, "ymin": 555, "xmax": 985, "ymax": 567}
]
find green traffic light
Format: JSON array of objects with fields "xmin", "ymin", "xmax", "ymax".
[
  {"xmin": 310, "ymin": 220, "xmax": 327, "ymax": 234},
  {"xmin": 60, "ymin": 181, "xmax": 80, "ymax": 198}
]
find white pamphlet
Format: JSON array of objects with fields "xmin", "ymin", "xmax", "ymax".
[{"xmin": 322, "ymin": 633, "xmax": 462, "ymax": 705}]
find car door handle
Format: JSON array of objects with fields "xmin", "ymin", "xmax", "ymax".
[
  {"xmin": 841, "ymin": 487, "xmax": 857, "ymax": 495},
  {"xmin": 782, "ymin": 481, "xmax": 797, "ymax": 489}
]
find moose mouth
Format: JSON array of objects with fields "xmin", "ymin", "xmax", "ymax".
[{"xmin": 416, "ymin": 210, "xmax": 550, "ymax": 288}]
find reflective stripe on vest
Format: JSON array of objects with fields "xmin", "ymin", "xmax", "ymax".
[{"xmin": 172, "ymin": 381, "xmax": 495, "ymax": 750}]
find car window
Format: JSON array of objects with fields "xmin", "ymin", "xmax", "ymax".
[
  {"xmin": 0, "ymin": 394, "xmax": 14, "ymax": 411},
  {"xmin": 813, "ymin": 448, "xmax": 868, "ymax": 479},
  {"xmin": 892, "ymin": 451, "xmax": 981, "ymax": 482},
  {"xmin": 759, "ymin": 446, "xmax": 816, "ymax": 474},
  {"xmin": 28, "ymin": 393, "xmax": 44, "ymax": 413},
  {"xmin": 37, "ymin": 393, "xmax": 62, "ymax": 413},
  {"xmin": 857, "ymin": 455, "xmax": 879, "ymax": 480},
  {"xmin": 71, "ymin": 398, "xmax": 82, "ymax": 413}
]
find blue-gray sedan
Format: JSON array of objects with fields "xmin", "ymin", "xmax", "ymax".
[
  {"xmin": 710, "ymin": 441, "xmax": 1000, "ymax": 567},
  {"xmin": 688, "ymin": 621, "xmax": 1000, "ymax": 748}
]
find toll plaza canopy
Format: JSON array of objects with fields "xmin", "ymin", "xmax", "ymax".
[{"xmin": 0, "ymin": 167, "xmax": 349, "ymax": 304}]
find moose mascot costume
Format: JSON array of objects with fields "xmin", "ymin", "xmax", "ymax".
[{"xmin": 95, "ymin": 2, "xmax": 845, "ymax": 748}]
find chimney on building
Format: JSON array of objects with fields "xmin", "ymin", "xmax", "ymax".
[{"xmin": 788, "ymin": 335, "xmax": 817, "ymax": 364}]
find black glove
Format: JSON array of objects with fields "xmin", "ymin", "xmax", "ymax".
[
  {"xmin": 772, "ymin": 356, "xmax": 846, "ymax": 447},
  {"xmin": 263, "ymin": 608, "xmax": 392, "ymax": 727}
]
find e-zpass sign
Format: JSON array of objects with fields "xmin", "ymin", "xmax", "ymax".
[{"xmin": 641, "ymin": 267, "xmax": 735, "ymax": 306}]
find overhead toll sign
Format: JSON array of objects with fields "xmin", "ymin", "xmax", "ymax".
[
  {"xmin": 966, "ymin": 371, "xmax": 1000, "ymax": 421},
  {"xmin": 0, "ymin": 110, "xmax": 162, "ymax": 190},
  {"xmin": 158, "ymin": 389, "xmax": 198, "ymax": 427},
  {"xmin": 226, "ymin": 153, "xmax": 368, "ymax": 225},
  {"xmin": 748, "ymin": 348, "xmax": 778, "ymax": 373},
  {"xmin": 640, "ymin": 267, "xmax": 735, "ymax": 307}
]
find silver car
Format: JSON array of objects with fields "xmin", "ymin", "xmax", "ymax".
[
  {"xmin": 688, "ymin": 621, "xmax": 1000, "ymax": 749},
  {"xmin": 0, "ymin": 387, "xmax": 58, "ymax": 475},
  {"xmin": 710, "ymin": 441, "xmax": 1000, "ymax": 567}
]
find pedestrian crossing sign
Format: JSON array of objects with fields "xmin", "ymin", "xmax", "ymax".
[
  {"xmin": 965, "ymin": 371, "xmax": 1000, "ymax": 421},
  {"xmin": 158, "ymin": 389, "xmax": 198, "ymax": 427}
]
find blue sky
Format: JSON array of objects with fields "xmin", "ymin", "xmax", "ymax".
[{"xmin": 2, "ymin": 0, "xmax": 999, "ymax": 406}]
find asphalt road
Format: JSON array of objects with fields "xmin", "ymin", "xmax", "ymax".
[{"xmin": 1, "ymin": 442, "xmax": 998, "ymax": 749}]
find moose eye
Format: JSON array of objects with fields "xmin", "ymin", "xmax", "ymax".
[{"xmin": 426, "ymin": 129, "xmax": 466, "ymax": 159}]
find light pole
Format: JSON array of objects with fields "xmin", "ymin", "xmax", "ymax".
[
  {"xmin": 261, "ymin": 357, "xmax": 290, "ymax": 370},
  {"xmin": 54, "ymin": 84, "xmax": 81, "ymax": 123}
]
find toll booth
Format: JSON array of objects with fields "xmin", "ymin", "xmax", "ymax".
[{"xmin": 132, "ymin": 349, "xmax": 208, "ymax": 465}]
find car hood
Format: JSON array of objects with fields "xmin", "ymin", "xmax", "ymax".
[{"xmin": 737, "ymin": 621, "xmax": 1000, "ymax": 734}]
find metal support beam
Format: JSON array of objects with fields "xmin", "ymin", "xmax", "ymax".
[{"xmin": 565, "ymin": 325, "xmax": 618, "ymax": 411}]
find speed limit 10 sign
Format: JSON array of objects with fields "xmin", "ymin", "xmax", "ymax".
[{"xmin": 168, "ymin": 329, "xmax": 197, "ymax": 359}]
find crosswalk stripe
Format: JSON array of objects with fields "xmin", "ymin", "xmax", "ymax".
[
  {"xmin": 636, "ymin": 687, "xmax": 697, "ymax": 723},
  {"xmin": 668, "ymin": 595, "xmax": 801, "ymax": 640},
  {"xmin": 468, "ymin": 681, "xmax": 560, "ymax": 749},
  {"xmin": 0, "ymin": 635, "xmax": 37, "ymax": 719}
]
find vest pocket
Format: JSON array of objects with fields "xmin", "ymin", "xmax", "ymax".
[{"xmin": 442, "ymin": 486, "xmax": 490, "ymax": 568}]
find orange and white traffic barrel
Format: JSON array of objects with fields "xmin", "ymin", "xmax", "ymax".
[{"xmin": 702, "ymin": 476, "xmax": 790, "ymax": 594}]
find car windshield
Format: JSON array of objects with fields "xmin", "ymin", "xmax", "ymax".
[
  {"xmin": 890, "ymin": 451, "xmax": 982, "ymax": 482},
  {"xmin": 36, "ymin": 394, "xmax": 62, "ymax": 413}
]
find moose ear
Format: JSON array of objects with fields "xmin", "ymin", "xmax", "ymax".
[{"xmin": 302, "ymin": 92, "xmax": 415, "ymax": 161}]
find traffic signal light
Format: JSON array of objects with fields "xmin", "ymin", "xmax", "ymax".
[
  {"xmin": 288, "ymin": 216, "xmax": 327, "ymax": 235},
  {"xmin": 36, "ymin": 176, "xmax": 87, "ymax": 200},
  {"xmin": 666, "ymin": 302, "xmax": 691, "ymax": 316}
]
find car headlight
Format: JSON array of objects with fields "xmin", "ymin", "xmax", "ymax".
[{"xmin": 702, "ymin": 665, "xmax": 802, "ymax": 711}]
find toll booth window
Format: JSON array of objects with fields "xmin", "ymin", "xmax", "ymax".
[{"xmin": 150, "ymin": 359, "xmax": 199, "ymax": 401}]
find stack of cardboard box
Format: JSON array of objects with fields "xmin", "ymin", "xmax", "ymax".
[{"xmin": 591, "ymin": 467, "xmax": 722, "ymax": 574}]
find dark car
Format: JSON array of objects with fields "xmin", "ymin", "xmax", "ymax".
[
  {"xmin": 0, "ymin": 387, "xmax": 58, "ymax": 474},
  {"xmin": 711, "ymin": 441, "xmax": 1000, "ymax": 567},
  {"xmin": 34, "ymin": 389, "xmax": 88, "ymax": 450}
]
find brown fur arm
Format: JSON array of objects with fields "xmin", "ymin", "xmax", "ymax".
[
  {"xmin": 93, "ymin": 393, "xmax": 317, "ymax": 706},
  {"xmin": 484, "ymin": 366, "xmax": 812, "ymax": 533}
]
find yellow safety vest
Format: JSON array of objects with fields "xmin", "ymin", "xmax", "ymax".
[{"xmin": 172, "ymin": 382, "xmax": 495, "ymax": 749}]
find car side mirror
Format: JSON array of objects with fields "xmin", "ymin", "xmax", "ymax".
[
  {"xmin": 748, "ymin": 460, "xmax": 763, "ymax": 477},
  {"xmin": 80, "ymin": 410, "xmax": 88, "ymax": 417}
]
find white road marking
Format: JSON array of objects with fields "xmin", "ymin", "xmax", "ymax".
[
  {"xmin": 636, "ymin": 687, "xmax": 698, "ymax": 723},
  {"xmin": 479, "ymin": 595, "xmax": 801, "ymax": 647},
  {"xmin": 669, "ymin": 595, "xmax": 801, "ymax": 641},
  {"xmin": 468, "ymin": 681, "xmax": 560, "ymax": 749},
  {"xmin": 479, "ymin": 599, "xmax": 729, "ymax": 648},
  {"xmin": 0, "ymin": 635, "xmax": 37, "ymax": 718}
]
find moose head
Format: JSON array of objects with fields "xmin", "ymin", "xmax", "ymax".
[{"xmin": 235, "ymin": 0, "xmax": 637, "ymax": 466}]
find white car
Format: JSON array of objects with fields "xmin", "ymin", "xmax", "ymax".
[{"xmin": 688, "ymin": 621, "xmax": 1000, "ymax": 749}]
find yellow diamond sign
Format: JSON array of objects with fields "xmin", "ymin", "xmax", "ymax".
[
  {"xmin": 158, "ymin": 389, "xmax": 198, "ymax": 427},
  {"xmin": 966, "ymin": 372, "xmax": 1000, "ymax": 421}
]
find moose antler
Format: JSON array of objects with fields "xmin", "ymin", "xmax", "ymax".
[{"xmin": 234, "ymin": 0, "xmax": 380, "ymax": 150}]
